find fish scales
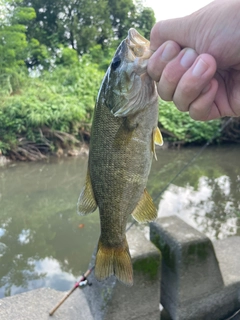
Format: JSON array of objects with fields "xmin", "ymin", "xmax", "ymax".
[
  {"xmin": 77, "ymin": 28, "xmax": 163, "ymax": 286},
  {"xmin": 91, "ymin": 97, "xmax": 156, "ymax": 241}
]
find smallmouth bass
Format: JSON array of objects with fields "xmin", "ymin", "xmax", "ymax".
[{"xmin": 77, "ymin": 28, "xmax": 163, "ymax": 286}]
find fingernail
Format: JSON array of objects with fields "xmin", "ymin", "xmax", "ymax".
[
  {"xmin": 180, "ymin": 49, "xmax": 197, "ymax": 68},
  {"xmin": 161, "ymin": 43, "xmax": 178, "ymax": 62},
  {"xmin": 192, "ymin": 58, "xmax": 209, "ymax": 77}
]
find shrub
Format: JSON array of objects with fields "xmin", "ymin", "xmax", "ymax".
[{"xmin": 159, "ymin": 100, "xmax": 221, "ymax": 144}]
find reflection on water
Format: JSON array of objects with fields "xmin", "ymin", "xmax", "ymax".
[
  {"xmin": 0, "ymin": 156, "xmax": 100, "ymax": 298},
  {"xmin": 158, "ymin": 177, "xmax": 239, "ymax": 239},
  {"xmin": 0, "ymin": 145, "xmax": 239, "ymax": 298},
  {"xmin": 149, "ymin": 145, "xmax": 240, "ymax": 240}
]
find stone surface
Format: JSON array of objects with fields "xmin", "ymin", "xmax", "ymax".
[
  {"xmin": 0, "ymin": 287, "xmax": 93, "ymax": 320},
  {"xmin": 213, "ymin": 236, "xmax": 240, "ymax": 287},
  {"xmin": 150, "ymin": 216, "xmax": 240, "ymax": 320},
  {"xmin": 84, "ymin": 225, "xmax": 161, "ymax": 320}
]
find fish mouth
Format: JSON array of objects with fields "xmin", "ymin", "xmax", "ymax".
[{"xmin": 126, "ymin": 28, "xmax": 153, "ymax": 60}]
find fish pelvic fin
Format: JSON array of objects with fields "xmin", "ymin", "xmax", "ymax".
[
  {"xmin": 131, "ymin": 189, "xmax": 157, "ymax": 223},
  {"xmin": 152, "ymin": 127, "xmax": 163, "ymax": 160},
  {"xmin": 77, "ymin": 168, "xmax": 97, "ymax": 215},
  {"xmin": 95, "ymin": 236, "xmax": 133, "ymax": 286}
]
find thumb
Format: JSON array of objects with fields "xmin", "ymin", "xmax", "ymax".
[{"xmin": 150, "ymin": 17, "xmax": 195, "ymax": 51}]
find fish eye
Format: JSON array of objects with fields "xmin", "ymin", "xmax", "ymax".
[{"xmin": 111, "ymin": 56, "xmax": 121, "ymax": 70}]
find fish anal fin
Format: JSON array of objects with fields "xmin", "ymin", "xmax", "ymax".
[
  {"xmin": 77, "ymin": 168, "xmax": 97, "ymax": 215},
  {"xmin": 152, "ymin": 127, "xmax": 163, "ymax": 160},
  {"xmin": 131, "ymin": 189, "xmax": 157, "ymax": 223},
  {"xmin": 95, "ymin": 236, "xmax": 133, "ymax": 286}
]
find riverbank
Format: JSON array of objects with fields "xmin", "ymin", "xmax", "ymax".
[
  {"xmin": 0, "ymin": 131, "xmax": 90, "ymax": 164},
  {"xmin": 1, "ymin": 63, "xmax": 225, "ymax": 162}
]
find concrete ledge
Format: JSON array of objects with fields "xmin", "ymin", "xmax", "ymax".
[
  {"xmin": 150, "ymin": 216, "xmax": 240, "ymax": 320},
  {"xmin": 84, "ymin": 226, "xmax": 161, "ymax": 320},
  {"xmin": 0, "ymin": 287, "xmax": 93, "ymax": 320}
]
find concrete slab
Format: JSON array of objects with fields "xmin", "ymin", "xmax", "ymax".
[
  {"xmin": 0, "ymin": 287, "xmax": 93, "ymax": 320},
  {"xmin": 150, "ymin": 216, "xmax": 240, "ymax": 320},
  {"xmin": 84, "ymin": 225, "xmax": 161, "ymax": 320},
  {"xmin": 213, "ymin": 236, "xmax": 240, "ymax": 286}
]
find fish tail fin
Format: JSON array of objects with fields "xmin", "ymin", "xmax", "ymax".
[{"xmin": 95, "ymin": 236, "xmax": 133, "ymax": 286}]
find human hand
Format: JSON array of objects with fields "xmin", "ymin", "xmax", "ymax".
[{"xmin": 147, "ymin": 0, "xmax": 240, "ymax": 120}]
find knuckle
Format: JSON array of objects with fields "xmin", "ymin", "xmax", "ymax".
[
  {"xmin": 189, "ymin": 101, "xmax": 209, "ymax": 121},
  {"xmin": 162, "ymin": 66, "xmax": 179, "ymax": 86},
  {"xmin": 172, "ymin": 98, "xmax": 188, "ymax": 112},
  {"xmin": 179, "ymin": 80, "xmax": 197, "ymax": 97},
  {"xmin": 158, "ymin": 86, "xmax": 172, "ymax": 101}
]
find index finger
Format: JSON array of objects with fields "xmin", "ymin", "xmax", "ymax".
[{"xmin": 150, "ymin": 18, "xmax": 191, "ymax": 51}]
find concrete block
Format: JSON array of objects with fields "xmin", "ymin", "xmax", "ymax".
[
  {"xmin": 84, "ymin": 226, "xmax": 161, "ymax": 320},
  {"xmin": 150, "ymin": 216, "xmax": 240, "ymax": 320}
]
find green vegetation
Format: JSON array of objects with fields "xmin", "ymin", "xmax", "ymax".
[
  {"xmin": 159, "ymin": 100, "xmax": 221, "ymax": 144},
  {"xmin": 0, "ymin": 58, "xmax": 104, "ymax": 159},
  {"xmin": 0, "ymin": 0, "xmax": 235, "ymax": 161}
]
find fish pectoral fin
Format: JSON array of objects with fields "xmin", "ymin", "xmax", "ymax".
[
  {"xmin": 77, "ymin": 168, "xmax": 97, "ymax": 215},
  {"xmin": 95, "ymin": 236, "xmax": 133, "ymax": 286},
  {"xmin": 131, "ymin": 189, "xmax": 157, "ymax": 223},
  {"xmin": 152, "ymin": 127, "xmax": 163, "ymax": 160}
]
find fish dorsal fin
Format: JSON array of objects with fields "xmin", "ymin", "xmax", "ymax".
[
  {"xmin": 131, "ymin": 189, "xmax": 157, "ymax": 223},
  {"xmin": 77, "ymin": 168, "xmax": 97, "ymax": 215},
  {"xmin": 152, "ymin": 127, "xmax": 163, "ymax": 160}
]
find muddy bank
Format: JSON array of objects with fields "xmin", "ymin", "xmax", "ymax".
[{"xmin": 0, "ymin": 144, "xmax": 89, "ymax": 165}]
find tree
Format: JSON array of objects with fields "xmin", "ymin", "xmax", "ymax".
[
  {"xmin": 20, "ymin": 0, "xmax": 113, "ymax": 54},
  {"xmin": 134, "ymin": 7, "xmax": 155, "ymax": 39},
  {"xmin": 108, "ymin": 0, "xmax": 136, "ymax": 40},
  {"xmin": 66, "ymin": 0, "xmax": 113, "ymax": 53},
  {"xmin": 19, "ymin": 0, "xmax": 155, "ymax": 55},
  {"xmin": 0, "ymin": 1, "xmax": 38, "ymax": 94},
  {"xmin": 0, "ymin": 3, "xmax": 36, "ymax": 73}
]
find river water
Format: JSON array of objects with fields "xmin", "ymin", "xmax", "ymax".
[{"xmin": 0, "ymin": 144, "xmax": 239, "ymax": 298}]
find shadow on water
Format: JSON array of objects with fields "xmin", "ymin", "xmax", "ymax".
[{"xmin": 0, "ymin": 144, "xmax": 239, "ymax": 297}]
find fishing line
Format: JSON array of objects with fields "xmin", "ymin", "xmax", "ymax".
[
  {"xmin": 50, "ymin": 118, "xmax": 234, "ymax": 317},
  {"xmin": 50, "ymin": 118, "xmax": 233, "ymax": 316},
  {"xmin": 225, "ymin": 308, "xmax": 240, "ymax": 320},
  {"xmin": 152, "ymin": 117, "xmax": 233, "ymax": 203},
  {"xmin": 127, "ymin": 118, "xmax": 233, "ymax": 233}
]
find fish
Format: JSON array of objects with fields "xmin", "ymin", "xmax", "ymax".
[{"xmin": 77, "ymin": 28, "xmax": 163, "ymax": 286}]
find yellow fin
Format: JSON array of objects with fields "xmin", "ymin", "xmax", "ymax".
[
  {"xmin": 131, "ymin": 189, "xmax": 157, "ymax": 223},
  {"xmin": 154, "ymin": 127, "xmax": 163, "ymax": 146},
  {"xmin": 152, "ymin": 127, "xmax": 163, "ymax": 160},
  {"xmin": 77, "ymin": 168, "xmax": 97, "ymax": 215},
  {"xmin": 95, "ymin": 236, "xmax": 133, "ymax": 286}
]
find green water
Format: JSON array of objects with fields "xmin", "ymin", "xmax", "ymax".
[{"xmin": 0, "ymin": 145, "xmax": 239, "ymax": 298}]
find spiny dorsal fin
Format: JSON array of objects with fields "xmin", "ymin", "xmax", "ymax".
[
  {"xmin": 77, "ymin": 168, "xmax": 97, "ymax": 215},
  {"xmin": 131, "ymin": 189, "xmax": 157, "ymax": 223},
  {"xmin": 95, "ymin": 236, "xmax": 133, "ymax": 286},
  {"xmin": 152, "ymin": 127, "xmax": 163, "ymax": 160}
]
